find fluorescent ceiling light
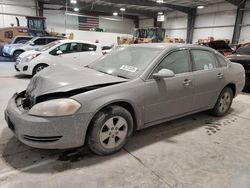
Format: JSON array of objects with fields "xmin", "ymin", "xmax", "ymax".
[
  {"xmin": 197, "ymin": 5, "xmax": 204, "ymax": 9},
  {"xmin": 156, "ymin": 0, "xmax": 164, "ymax": 3},
  {"xmin": 120, "ymin": 8, "xmax": 126, "ymax": 11},
  {"xmin": 158, "ymin": 12, "xmax": 163, "ymax": 15},
  {"xmin": 113, "ymin": 12, "xmax": 118, "ymax": 16},
  {"xmin": 71, "ymin": 0, "xmax": 77, "ymax": 4},
  {"xmin": 74, "ymin": 7, "xmax": 79, "ymax": 11}
]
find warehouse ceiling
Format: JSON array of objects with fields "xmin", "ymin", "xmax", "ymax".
[{"xmin": 40, "ymin": 0, "xmax": 234, "ymax": 16}]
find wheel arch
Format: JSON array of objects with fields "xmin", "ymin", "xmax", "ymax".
[
  {"xmin": 85, "ymin": 100, "xmax": 139, "ymax": 139},
  {"xmin": 32, "ymin": 63, "xmax": 49, "ymax": 75},
  {"xmin": 225, "ymin": 83, "xmax": 236, "ymax": 97},
  {"xmin": 13, "ymin": 49, "xmax": 24, "ymax": 56}
]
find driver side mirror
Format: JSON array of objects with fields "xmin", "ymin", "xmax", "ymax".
[
  {"xmin": 56, "ymin": 50, "xmax": 63, "ymax": 55},
  {"xmin": 29, "ymin": 42, "xmax": 35, "ymax": 46},
  {"xmin": 153, "ymin": 69, "xmax": 175, "ymax": 80}
]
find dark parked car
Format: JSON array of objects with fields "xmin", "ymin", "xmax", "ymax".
[
  {"xmin": 207, "ymin": 40, "xmax": 233, "ymax": 57},
  {"xmin": 228, "ymin": 43, "xmax": 250, "ymax": 91}
]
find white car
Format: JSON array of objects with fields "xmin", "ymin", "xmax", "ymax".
[
  {"xmin": 3, "ymin": 37, "xmax": 60, "ymax": 60},
  {"xmin": 15, "ymin": 40, "xmax": 103, "ymax": 76}
]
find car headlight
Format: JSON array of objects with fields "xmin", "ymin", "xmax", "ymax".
[
  {"xmin": 24, "ymin": 53, "xmax": 41, "ymax": 62},
  {"xmin": 28, "ymin": 98, "xmax": 81, "ymax": 117}
]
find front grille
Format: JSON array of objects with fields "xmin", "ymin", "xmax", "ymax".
[{"xmin": 23, "ymin": 135, "xmax": 62, "ymax": 142}]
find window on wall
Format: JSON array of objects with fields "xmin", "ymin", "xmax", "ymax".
[
  {"xmin": 192, "ymin": 50, "xmax": 218, "ymax": 71},
  {"xmin": 154, "ymin": 50, "xmax": 191, "ymax": 74}
]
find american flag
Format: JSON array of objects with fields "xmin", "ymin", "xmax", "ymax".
[{"xmin": 78, "ymin": 16, "xmax": 99, "ymax": 31}]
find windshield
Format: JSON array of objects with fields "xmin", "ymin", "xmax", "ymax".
[
  {"xmin": 88, "ymin": 46, "xmax": 163, "ymax": 79},
  {"xmin": 36, "ymin": 41, "xmax": 61, "ymax": 52}
]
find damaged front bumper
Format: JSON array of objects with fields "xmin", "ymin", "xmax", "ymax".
[{"xmin": 4, "ymin": 91, "xmax": 91, "ymax": 149}]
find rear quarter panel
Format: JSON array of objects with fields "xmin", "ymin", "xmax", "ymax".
[{"xmin": 223, "ymin": 62, "xmax": 245, "ymax": 96}]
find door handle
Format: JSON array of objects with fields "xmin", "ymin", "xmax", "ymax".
[
  {"xmin": 183, "ymin": 79, "xmax": 192, "ymax": 86},
  {"xmin": 217, "ymin": 73, "xmax": 224, "ymax": 79},
  {"xmin": 73, "ymin": 57, "xmax": 77, "ymax": 59}
]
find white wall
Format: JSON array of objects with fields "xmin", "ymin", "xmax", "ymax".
[
  {"xmin": 162, "ymin": 2, "xmax": 239, "ymax": 43},
  {"xmin": 99, "ymin": 16, "xmax": 134, "ymax": 34},
  {"xmin": 0, "ymin": 0, "xmax": 35, "ymax": 27},
  {"xmin": 193, "ymin": 2, "xmax": 237, "ymax": 43},
  {"xmin": 44, "ymin": 12, "xmax": 135, "ymax": 35},
  {"xmin": 139, "ymin": 18, "xmax": 154, "ymax": 28},
  {"xmin": 44, "ymin": 10, "xmax": 78, "ymax": 34},
  {"xmin": 67, "ymin": 29, "xmax": 132, "ymax": 46},
  {"xmin": 163, "ymin": 11, "xmax": 187, "ymax": 40},
  {"xmin": 239, "ymin": 0, "xmax": 250, "ymax": 42}
]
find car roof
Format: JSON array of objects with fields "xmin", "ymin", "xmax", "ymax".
[
  {"xmin": 57, "ymin": 39, "xmax": 101, "ymax": 46},
  {"xmin": 30, "ymin": 36, "xmax": 60, "ymax": 40},
  {"xmin": 14, "ymin": 36, "xmax": 33, "ymax": 38},
  {"xmin": 123, "ymin": 43, "xmax": 214, "ymax": 52}
]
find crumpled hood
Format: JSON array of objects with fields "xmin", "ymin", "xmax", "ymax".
[{"xmin": 26, "ymin": 64, "xmax": 127, "ymax": 98}]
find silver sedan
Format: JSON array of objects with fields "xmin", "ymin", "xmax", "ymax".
[{"xmin": 5, "ymin": 44, "xmax": 245, "ymax": 155}]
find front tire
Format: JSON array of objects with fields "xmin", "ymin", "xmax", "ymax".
[
  {"xmin": 32, "ymin": 63, "xmax": 48, "ymax": 76},
  {"xmin": 211, "ymin": 87, "xmax": 233, "ymax": 117},
  {"xmin": 87, "ymin": 105, "xmax": 133, "ymax": 155},
  {"xmin": 13, "ymin": 50, "xmax": 23, "ymax": 61}
]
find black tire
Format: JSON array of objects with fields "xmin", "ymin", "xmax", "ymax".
[
  {"xmin": 32, "ymin": 63, "xmax": 48, "ymax": 76},
  {"xmin": 87, "ymin": 105, "xmax": 133, "ymax": 155},
  {"xmin": 13, "ymin": 50, "xmax": 23, "ymax": 61},
  {"xmin": 210, "ymin": 87, "xmax": 233, "ymax": 117}
]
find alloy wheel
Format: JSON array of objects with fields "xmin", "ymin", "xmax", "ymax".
[
  {"xmin": 218, "ymin": 91, "xmax": 231, "ymax": 113},
  {"xmin": 99, "ymin": 116, "xmax": 128, "ymax": 149}
]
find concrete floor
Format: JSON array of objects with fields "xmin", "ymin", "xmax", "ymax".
[{"xmin": 0, "ymin": 61, "xmax": 250, "ymax": 188}]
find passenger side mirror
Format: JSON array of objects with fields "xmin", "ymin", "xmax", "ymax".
[
  {"xmin": 153, "ymin": 69, "xmax": 175, "ymax": 80},
  {"xmin": 56, "ymin": 50, "xmax": 63, "ymax": 55},
  {"xmin": 29, "ymin": 42, "xmax": 35, "ymax": 46}
]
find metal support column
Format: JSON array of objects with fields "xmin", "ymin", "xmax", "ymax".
[
  {"xmin": 134, "ymin": 16, "xmax": 139, "ymax": 28},
  {"xmin": 153, "ymin": 17, "xmax": 162, "ymax": 28},
  {"xmin": 232, "ymin": 0, "xmax": 246, "ymax": 44},
  {"xmin": 186, "ymin": 8, "xmax": 196, "ymax": 44}
]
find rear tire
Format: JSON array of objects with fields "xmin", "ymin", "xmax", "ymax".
[
  {"xmin": 210, "ymin": 87, "xmax": 233, "ymax": 117},
  {"xmin": 32, "ymin": 63, "xmax": 48, "ymax": 76},
  {"xmin": 87, "ymin": 105, "xmax": 133, "ymax": 155}
]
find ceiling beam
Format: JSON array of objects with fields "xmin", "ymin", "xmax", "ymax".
[
  {"xmin": 41, "ymin": 0, "xmax": 154, "ymax": 17},
  {"xmin": 78, "ymin": 2, "xmax": 154, "ymax": 17},
  {"xmin": 102, "ymin": 0, "xmax": 192, "ymax": 14}
]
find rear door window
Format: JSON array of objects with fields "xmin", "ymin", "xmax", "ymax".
[
  {"xmin": 46, "ymin": 38, "xmax": 58, "ymax": 44},
  {"xmin": 216, "ymin": 55, "xmax": 228, "ymax": 67},
  {"xmin": 81, "ymin": 43, "xmax": 97, "ymax": 52},
  {"xmin": 191, "ymin": 50, "xmax": 218, "ymax": 71},
  {"xmin": 34, "ymin": 38, "xmax": 46, "ymax": 45}
]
